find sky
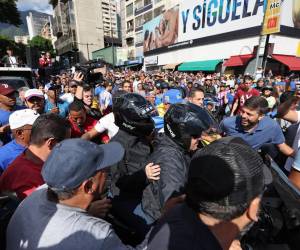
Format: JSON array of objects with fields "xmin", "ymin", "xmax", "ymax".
[{"xmin": 17, "ymin": 0, "xmax": 53, "ymax": 15}]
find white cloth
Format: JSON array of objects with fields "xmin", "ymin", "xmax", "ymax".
[
  {"xmin": 60, "ymin": 93, "xmax": 74, "ymax": 104},
  {"xmin": 285, "ymin": 111, "xmax": 300, "ymax": 172},
  {"xmin": 94, "ymin": 112, "xmax": 119, "ymax": 139}
]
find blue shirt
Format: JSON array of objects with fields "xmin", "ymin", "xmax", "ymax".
[
  {"xmin": 226, "ymin": 93, "xmax": 234, "ymax": 105},
  {"xmin": 0, "ymin": 139, "xmax": 26, "ymax": 172},
  {"xmin": 44, "ymin": 99, "xmax": 69, "ymax": 118},
  {"xmin": 95, "ymin": 86, "xmax": 105, "ymax": 96},
  {"xmin": 0, "ymin": 106, "xmax": 24, "ymax": 144},
  {"xmin": 220, "ymin": 116, "xmax": 285, "ymax": 150}
]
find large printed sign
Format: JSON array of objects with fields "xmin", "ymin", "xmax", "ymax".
[
  {"xmin": 179, "ymin": 0, "xmax": 265, "ymax": 42},
  {"xmin": 143, "ymin": 6, "xmax": 179, "ymax": 53},
  {"xmin": 143, "ymin": 0, "xmax": 266, "ymax": 54},
  {"xmin": 262, "ymin": 0, "xmax": 282, "ymax": 35},
  {"xmin": 280, "ymin": 0, "xmax": 300, "ymax": 29}
]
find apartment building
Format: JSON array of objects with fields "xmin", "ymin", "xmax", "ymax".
[
  {"xmin": 26, "ymin": 11, "xmax": 52, "ymax": 39},
  {"xmin": 121, "ymin": 0, "xmax": 179, "ymax": 63},
  {"xmin": 51, "ymin": 0, "xmax": 119, "ymax": 63}
]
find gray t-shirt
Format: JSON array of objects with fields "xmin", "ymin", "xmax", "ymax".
[{"xmin": 6, "ymin": 188, "xmax": 132, "ymax": 250}]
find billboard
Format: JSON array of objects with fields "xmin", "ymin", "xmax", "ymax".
[
  {"xmin": 144, "ymin": 0, "xmax": 266, "ymax": 55},
  {"xmin": 281, "ymin": 0, "xmax": 300, "ymax": 29},
  {"xmin": 143, "ymin": 5, "xmax": 179, "ymax": 53}
]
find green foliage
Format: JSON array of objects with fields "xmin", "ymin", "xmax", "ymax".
[
  {"xmin": 0, "ymin": 0, "xmax": 22, "ymax": 26},
  {"xmin": 28, "ymin": 35, "xmax": 54, "ymax": 54}
]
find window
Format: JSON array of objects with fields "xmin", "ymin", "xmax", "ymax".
[
  {"xmin": 135, "ymin": 0, "xmax": 143, "ymax": 10},
  {"xmin": 126, "ymin": 3, "xmax": 133, "ymax": 17},
  {"xmin": 127, "ymin": 20, "xmax": 134, "ymax": 32},
  {"xmin": 144, "ymin": 0, "xmax": 151, "ymax": 6},
  {"xmin": 136, "ymin": 32, "xmax": 143, "ymax": 43},
  {"xmin": 144, "ymin": 11, "xmax": 152, "ymax": 23},
  {"xmin": 154, "ymin": 6, "xmax": 164, "ymax": 17},
  {"xmin": 135, "ymin": 15, "xmax": 144, "ymax": 27}
]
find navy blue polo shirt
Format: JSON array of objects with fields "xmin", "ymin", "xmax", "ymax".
[
  {"xmin": 220, "ymin": 116, "xmax": 285, "ymax": 150},
  {"xmin": 0, "ymin": 139, "xmax": 26, "ymax": 172}
]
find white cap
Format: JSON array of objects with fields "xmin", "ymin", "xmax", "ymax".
[
  {"xmin": 9, "ymin": 109, "xmax": 40, "ymax": 130},
  {"xmin": 24, "ymin": 89, "xmax": 44, "ymax": 100}
]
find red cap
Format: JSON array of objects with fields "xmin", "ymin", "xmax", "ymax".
[{"xmin": 0, "ymin": 84, "xmax": 16, "ymax": 96}]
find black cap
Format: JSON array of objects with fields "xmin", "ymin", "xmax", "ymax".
[
  {"xmin": 42, "ymin": 139, "xmax": 124, "ymax": 191},
  {"xmin": 186, "ymin": 137, "xmax": 272, "ymax": 207}
]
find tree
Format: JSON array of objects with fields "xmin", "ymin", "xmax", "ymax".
[
  {"xmin": 28, "ymin": 36, "xmax": 54, "ymax": 54},
  {"xmin": 0, "ymin": 0, "xmax": 22, "ymax": 26}
]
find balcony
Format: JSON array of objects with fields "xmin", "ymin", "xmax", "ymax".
[{"xmin": 135, "ymin": 2, "xmax": 152, "ymax": 16}]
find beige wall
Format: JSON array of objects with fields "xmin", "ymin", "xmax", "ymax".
[{"xmin": 73, "ymin": 0, "xmax": 105, "ymax": 62}]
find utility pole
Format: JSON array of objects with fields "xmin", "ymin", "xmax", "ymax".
[{"xmin": 76, "ymin": 42, "xmax": 94, "ymax": 62}]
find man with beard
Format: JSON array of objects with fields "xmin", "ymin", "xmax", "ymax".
[
  {"xmin": 230, "ymin": 75, "xmax": 260, "ymax": 116},
  {"xmin": 221, "ymin": 96, "xmax": 293, "ymax": 156},
  {"xmin": 146, "ymin": 137, "xmax": 272, "ymax": 250}
]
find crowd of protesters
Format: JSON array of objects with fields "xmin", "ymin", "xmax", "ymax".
[{"xmin": 0, "ymin": 63, "xmax": 300, "ymax": 250}]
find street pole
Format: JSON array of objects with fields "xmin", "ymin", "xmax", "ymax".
[
  {"xmin": 262, "ymin": 34, "xmax": 270, "ymax": 77},
  {"xmin": 111, "ymin": 27, "xmax": 115, "ymax": 69},
  {"xmin": 86, "ymin": 43, "xmax": 90, "ymax": 61}
]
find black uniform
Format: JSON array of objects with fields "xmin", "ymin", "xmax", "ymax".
[{"xmin": 142, "ymin": 134, "xmax": 191, "ymax": 221}]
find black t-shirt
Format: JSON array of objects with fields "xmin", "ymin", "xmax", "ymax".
[{"xmin": 147, "ymin": 203, "xmax": 222, "ymax": 250}]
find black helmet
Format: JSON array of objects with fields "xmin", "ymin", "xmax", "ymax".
[
  {"xmin": 113, "ymin": 93, "xmax": 155, "ymax": 137},
  {"xmin": 164, "ymin": 103, "xmax": 218, "ymax": 151}
]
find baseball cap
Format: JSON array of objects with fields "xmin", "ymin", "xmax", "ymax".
[
  {"xmin": 186, "ymin": 137, "xmax": 272, "ymax": 208},
  {"xmin": 69, "ymin": 81, "xmax": 78, "ymax": 87},
  {"xmin": 24, "ymin": 89, "xmax": 44, "ymax": 100},
  {"xmin": 9, "ymin": 109, "xmax": 40, "ymax": 130},
  {"xmin": 163, "ymin": 89, "xmax": 183, "ymax": 104},
  {"xmin": 42, "ymin": 139, "xmax": 125, "ymax": 191},
  {"xmin": 0, "ymin": 84, "xmax": 16, "ymax": 96}
]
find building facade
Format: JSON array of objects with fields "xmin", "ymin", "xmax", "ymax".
[
  {"xmin": 143, "ymin": 0, "xmax": 300, "ymax": 74},
  {"xmin": 26, "ymin": 11, "xmax": 52, "ymax": 39},
  {"xmin": 121, "ymin": 0, "xmax": 179, "ymax": 64},
  {"xmin": 51, "ymin": 0, "xmax": 119, "ymax": 63}
]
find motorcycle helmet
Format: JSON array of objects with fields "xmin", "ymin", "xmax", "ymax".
[
  {"xmin": 164, "ymin": 103, "xmax": 219, "ymax": 151},
  {"xmin": 113, "ymin": 93, "xmax": 155, "ymax": 137}
]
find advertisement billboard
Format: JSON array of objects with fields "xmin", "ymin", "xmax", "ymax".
[
  {"xmin": 144, "ymin": 0, "xmax": 266, "ymax": 55},
  {"xmin": 143, "ymin": 5, "xmax": 179, "ymax": 53},
  {"xmin": 281, "ymin": 0, "xmax": 300, "ymax": 29}
]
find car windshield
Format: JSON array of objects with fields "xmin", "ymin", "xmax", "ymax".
[{"xmin": 0, "ymin": 78, "xmax": 28, "ymax": 90}]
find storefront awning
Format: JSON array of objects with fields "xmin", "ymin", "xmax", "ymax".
[
  {"xmin": 224, "ymin": 54, "xmax": 254, "ymax": 67},
  {"xmin": 162, "ymin": 63, "xmax": 181, "ymax": 70},
  {"xmin": 271, "ymin": 54, "xmax": 300, "ymax": 71},
  {"xmin": 178, "ymin": 59, "xmax": 222, "ymax": 71}
]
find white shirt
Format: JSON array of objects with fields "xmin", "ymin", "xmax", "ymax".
[
  {"xmin": 60, "ymin": 93, "xmax": 74, "ymax": 104},
  {"xmin": 285, "ymin": 111, "xmax": 300, "ymax": 172},
  {"xmin": 94, "ymin": 112, "xmax": 119, "ymax": 139}
]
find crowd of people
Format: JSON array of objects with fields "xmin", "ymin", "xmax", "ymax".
[{"xmin": 0, "ymin": 66, "xmax": 300, "ymax": 249}]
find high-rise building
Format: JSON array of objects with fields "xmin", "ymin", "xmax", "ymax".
[
  {"xmin": 26, "ymin": 11, "xmax": 52, "ymax": 39},
  {"xmin": 121, "ymin": 0, "xmax": 179, "ymax": 63},
  {"xmin": 51, "ymin": 0, "xmax": 120, "ymax": 63}
]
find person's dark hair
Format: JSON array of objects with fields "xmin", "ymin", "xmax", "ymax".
[
  {"xmin": 243, "ymin": 75, "xmax": 253, "ymax": 82},
  {"xmin": 83, "ymin": 85, "xmax": 92, "ymax": 92},
  {"xmin": 69, "ymin": 101, "xmax": 85, "ymax": 112},
  {"xmin": 189, "ymin": 87, "xmax": 205, "ymax": 98},
  {"xmin": 280, "ymin": 91, "xmax": 295, "ymax": 104},
  {"xmin": 47, "ymin": 187, "xmax": 77, "ymax": 202},
  {"xmin": 122, "ymin": 81, "xmax": 131, "ymax": 88},
  {"xmin": 243, "ymin": 96, "xmax": 269, "ymax": 115},
  {"xmin": 30, "ymin": 113, "xmax": 71, "ymax": 146}
]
